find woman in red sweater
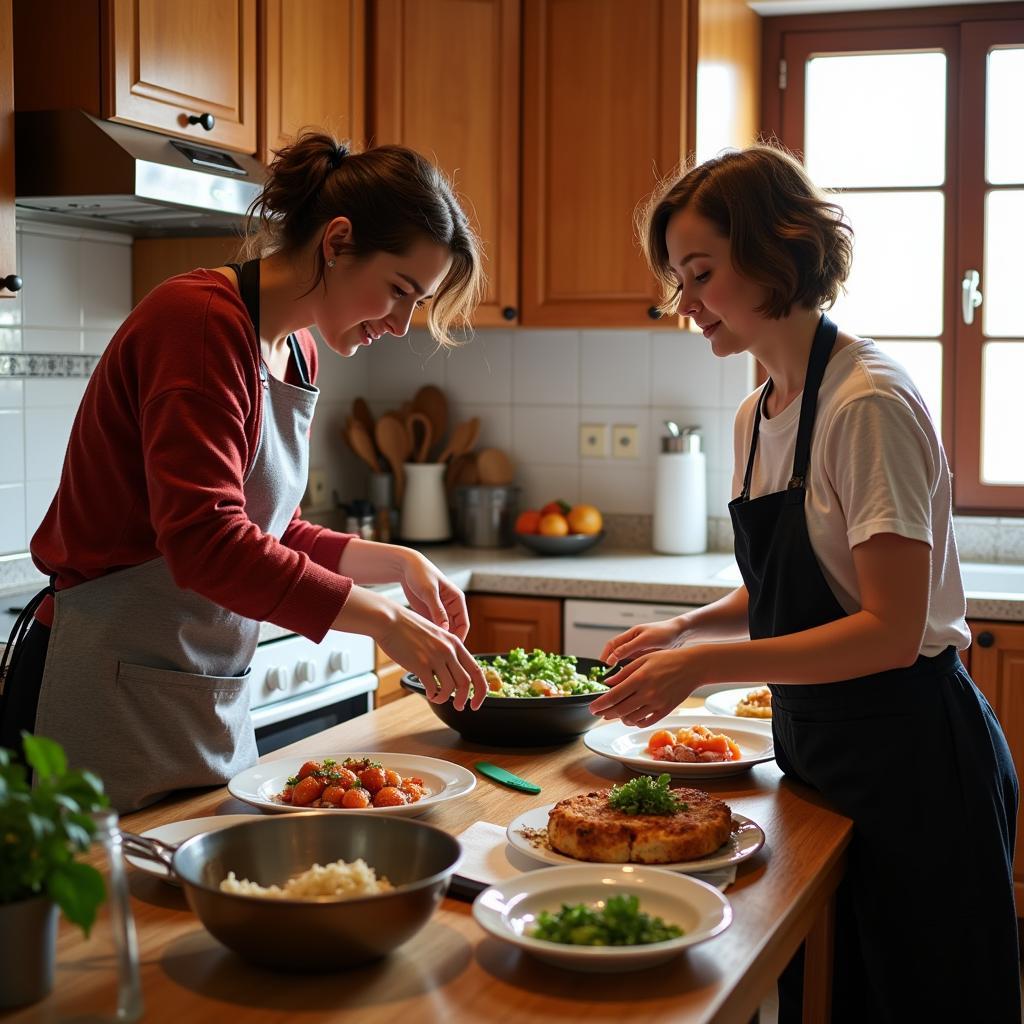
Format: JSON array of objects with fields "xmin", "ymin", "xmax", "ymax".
[{"xmin": 0, "ymin": 131, "xmax": 488, "ymax": 811}]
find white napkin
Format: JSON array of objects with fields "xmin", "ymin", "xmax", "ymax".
[{"xmin": 454, "ymin": 821, "xmax": 737, "ymax": 892}]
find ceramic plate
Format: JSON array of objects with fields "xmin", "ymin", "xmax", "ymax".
[
  {"xmin": 227, "ymin": 752, "xmax": 476, "ymax": 816},
  {"xmin": 125, "ymin": 814, "xmax": 263, "ymax": 882},
  {"xmin": 506, "ymin": 803, "xmax": 764, "ymax": 874},
  {"xmin": 703, "ymin": 687, "xmax": 773, "ymax": 720},
  {"xmin": 584, "ymin": 712, "xmax": 774, "ymax": 779},
  {"xmin": 472, "ymin": 864, "xmax": 732, "ymax": 972}
]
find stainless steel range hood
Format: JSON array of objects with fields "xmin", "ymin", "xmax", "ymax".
[{"xmin": 15, "ymin": 111, "xmax": 265, "ymax": 236}]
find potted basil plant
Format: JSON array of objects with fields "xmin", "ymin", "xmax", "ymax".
[{"xmin": 0, "ymin": 734, "xmax": 109, "ymax": 1008}]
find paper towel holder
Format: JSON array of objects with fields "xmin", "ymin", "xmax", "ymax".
[{"xmin": 661, "ymin": 422, "xmax": 702, "ymax": 454}]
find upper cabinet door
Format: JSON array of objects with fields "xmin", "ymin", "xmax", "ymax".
[
  {"xmin": 0, "ymin": 0, "xmax": 17, "ymax": 301},
  {"xmin": 372, "ymin": 0, "xmax": 521, "ymax": 327},
  {"xmin": 521, "ymin": 0, "xmax": 688, "ymax": 328},
  {"xmin": 107, "ymin": 0, "xmax": 258, "ymax": 154},
  {"xmin": 260, "ymin": 0, "xmax": 366, "ymax": 165}
]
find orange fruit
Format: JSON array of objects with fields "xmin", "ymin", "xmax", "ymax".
[
  {"xmin": 567, "ymin": 503, "xmax": 603, "ymax": 535},
  {"xmin": 540, "ymin": 499, "xmax": 571, "ymax": 517},
  {"xmin": 538, "ymin": 512, "xmax": 570, "ymax": 537},
  {"xmin": 515, "ymin": 509, "xmax": 542, "ymax": 534}
]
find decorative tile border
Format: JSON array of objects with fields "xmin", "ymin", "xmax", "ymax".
[{"xmin": 0, "ymin": 353, "xmax": 100, "ymax": 378}]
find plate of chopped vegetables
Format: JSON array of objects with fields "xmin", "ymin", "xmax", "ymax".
[
  {"xmin": 472, "ymin": 864, "xmax": 732, "ymax": 971},
  {"xmin": 584, "ymin": 712, "xmax": 775, "ymax": 778}
]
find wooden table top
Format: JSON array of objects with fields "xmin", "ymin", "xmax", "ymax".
[{"xmin": 15, "ymin": 697, "xmax": 852, "ymax": 1024}]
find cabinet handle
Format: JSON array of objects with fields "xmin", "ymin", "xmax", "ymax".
[
  {"xmin": 2, "ymin": 274, "xmax": 22, "ymax": 293},
  {"xmin": 976, "ymin": 631, "xmax": 995, "ymax": 648},
  {"xmin": 501, "ymin": 305, "xmax": 517, "ymax": 321},
  {"xmin": 647, "ymin": 305, "xmax": 662, "ymax": 320},
  {"xmin": 187, "ymin": 112, "xmax": 216, "ymax": 131}
]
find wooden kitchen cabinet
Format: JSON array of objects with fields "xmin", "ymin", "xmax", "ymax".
[
  {"xmin": 966, "ymin": 620, "xmax": 1024, "ymax": 905},
  {"xmin": 374, "ymin": 644, "xmax": 411, "ymax": 708},
  {"xmin": 466, "ymin": 594, "xmax": 562, "ymax": 653},
  {"xmin": 260, "ymin": 0, "xmax": 366, "ymax": 165},
  {"xmin": 0, "ymin": 0, "xmax": 17, "ymax": 301},
  {"xmin": 371, "ymin": 0, "xmax": 520, "ymax": 327}
]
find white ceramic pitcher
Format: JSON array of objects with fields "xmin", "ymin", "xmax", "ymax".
[{"xmin": 400, "ymin": 462, "xmax": 451, "ymax": 542}]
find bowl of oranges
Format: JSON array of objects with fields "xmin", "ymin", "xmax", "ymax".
[{"xmin": 514, "ymin": 501, "xmax": 605, "ymax": 555}]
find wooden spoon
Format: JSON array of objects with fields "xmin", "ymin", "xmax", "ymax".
[
  {"xmin": 476, "ymin": 447, "xmax": 515, "ymax": 486},
  {"xmin": 445, "ymin": 451, "xmax": 479, "ymax": 497},
  {"xmin": 412, "ymin": 385, "xmax": 447, "ymax": 458},
  {"xmin": 406, "ymin": 411, "xmax": 434, "ymax": 463},
  {"xmin": 375, "ymin": 415, "xmax": 410, "ymax": 504},
  {"xmin": 352, "ymin": 397, "xmax": 375, "ymax": 439},
  {"xmin": 347, "ymin": 420, "xmax": 380, "ymax": 472},
  {"xmin": 437, "ymin": 417, "xmax": 481, "ymax": 464}
]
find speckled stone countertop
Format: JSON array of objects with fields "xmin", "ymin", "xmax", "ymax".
[{"xmin": 2, "ymin": 546, "xmax": 1023, "ymax": 647}]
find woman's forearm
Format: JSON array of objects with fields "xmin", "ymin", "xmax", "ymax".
[
  {"xmin": 336, "ymin": 538, "xmax": 411, "ymax": 584},
  {"xmin": 677, "ymin": 586, "xmax": 750, "ymax": 643}
]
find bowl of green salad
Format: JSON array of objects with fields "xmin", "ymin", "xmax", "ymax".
[
  {"xmin": 400, "ymin": 648, "xmax": 611, "ymax": 745},
  {"xmin": 472, "ymin": 864, "xmax": 732, "ymax": 971}
]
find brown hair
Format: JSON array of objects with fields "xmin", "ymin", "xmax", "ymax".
[
  {"xmin": 239, "ymin": 130, "xmax": 484, "ymax": 347},
  {"xmin": 638, "ymin": 144, "xmax": 854, "ymax": 319}
]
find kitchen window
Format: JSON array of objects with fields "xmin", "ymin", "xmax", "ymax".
[{"xmin": 763, "ymin": 4, "xmax": 1024, "ymax": 513}]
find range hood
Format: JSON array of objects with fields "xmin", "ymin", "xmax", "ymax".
[{"xmin": 15, "ymin": 110, "xmax": 266, "ymax": 236}]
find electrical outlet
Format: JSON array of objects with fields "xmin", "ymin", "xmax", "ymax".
[
  {"xmin": 579, "ymin": 423, "xmax": 609, "ymax": 458},
  {"xmin": 612, "ymin": 424, "xmax": 639, "ymax": 459},
  {"xmin": 305, "ymin": 468, "xmax": 329, "ymax": 509}
]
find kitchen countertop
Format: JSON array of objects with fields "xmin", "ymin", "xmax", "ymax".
[
  {"xmin": 12, "ymin": 695, "xmax": 852, "ymax": 1024},
  {"xmin": 3, "ymin": 547, "xmax": 1023, "ymax": 648}
]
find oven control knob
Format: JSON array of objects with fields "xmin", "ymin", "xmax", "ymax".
[
  {"xmin": 328, "ymin": 650, "xmax": 350, "ymax": 674},
  {"xmin": 266, "ymin": 666, "xmax": 288, "ymax": 692},
  {"xmin": 296, "ymin": 659, "xmax": 318, "ymax": 684}
]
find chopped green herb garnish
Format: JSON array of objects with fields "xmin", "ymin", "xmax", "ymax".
[
  {"xmin": 608, "ymin": 774, "xmax": 687, "ymax": 816},
  {"xmin": 285, "ymin": 775, "xmax": 300, "ymax": 787},
  {"xmin": 322, "ymin": 758, "xmax": 337, "ymax": 768},
  {"xmin": 530, "ymin": 894, "xmax": 683, "ymax": 946}
]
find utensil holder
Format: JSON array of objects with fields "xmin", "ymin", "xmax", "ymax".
[{"xmin": 400, "ymin": 463, "xmax": 451, "ymax": 542}]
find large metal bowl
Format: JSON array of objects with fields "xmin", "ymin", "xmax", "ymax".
[
  {"xmin": 166, "ymin": 813, "xmax": 461, "ymax": 971},
  {"xmin": 400, "ymin": 654, "xmax": 610, "ymax": 746}
]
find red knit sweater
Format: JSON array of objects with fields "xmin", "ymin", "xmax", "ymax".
[{"xmin": 31, "ymin": 269, "xmax": 354, "ymax": 642}]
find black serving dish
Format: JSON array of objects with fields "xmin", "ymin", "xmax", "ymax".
[{"xmin": 400, "ymin": 654, "xmax": 610, "ymax": 746}]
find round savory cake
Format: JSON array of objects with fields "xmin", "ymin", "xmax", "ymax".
[{"xmin": 547, "ymin": 787, "xmax": 732, "ymax": 864}]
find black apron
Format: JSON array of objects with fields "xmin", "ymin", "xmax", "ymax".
[{"xmin": 729, "ymin": 314, "xmax": 1020, "ymax": 1023}]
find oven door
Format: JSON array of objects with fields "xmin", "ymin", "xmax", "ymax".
[{"xmin": 250, "ymin": 671, "xmax": 377, "ymax": 755}]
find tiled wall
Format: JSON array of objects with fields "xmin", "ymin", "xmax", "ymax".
[
  {"xmin": 0, "ymin": 221, "xmax": 131, "ymax": 555},
  {"xmin": 357, "ymin": 326, "xmax": 755, "ymax": 518}
]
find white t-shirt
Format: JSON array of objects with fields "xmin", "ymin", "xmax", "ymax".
[{"xmin": 731, "ymin": 338, "xmax": 970, "ymax": 657}]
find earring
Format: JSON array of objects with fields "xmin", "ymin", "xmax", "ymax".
[{"xmin": 327, "ymin": 258, "xmax": 336, "ymax": 269}]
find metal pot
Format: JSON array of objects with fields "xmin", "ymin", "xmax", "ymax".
[
  {"xmin": 0, "ymin": 895, "xmax": 58, "ymax": 1008},
  {"xmin": 123, "ymin": 812, "xmax": 461, "ymax": 971},
  {"xmin": 454, "ymin": 485, "xmax": 520, "ymax": 547}
]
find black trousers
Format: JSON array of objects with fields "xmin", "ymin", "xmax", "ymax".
[
  {"xmin": 0, "ymin": 620, "xmax": 50, "ymax": 753},
  {"xmin": 771, "ymin": 649, "xmax": 1020, "ymax": 1023}
]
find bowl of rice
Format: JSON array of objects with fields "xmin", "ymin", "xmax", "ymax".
[{"xmin": 166, "ymin": 812, "xmax": 462, "ymax": 970}]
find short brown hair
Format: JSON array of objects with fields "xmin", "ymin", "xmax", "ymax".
[
  {"xmin": 638, "ymin": 144, "xmax": 853, "ymax": 319},
  {"xmin": 239, "ymin": 130, "xmax": 484, "ymax": 347}
]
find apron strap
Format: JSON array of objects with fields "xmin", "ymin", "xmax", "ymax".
[
  {"xmin": 789, "ymin": 313, "xmax": 838, "ymax": 488},
  {"xmin": 739, "ymin": 381, "xmax": 772, "ymax": 500},
  {"xmin": 0, "ymin": 577, "xmax": 55, "ymax": 693}
]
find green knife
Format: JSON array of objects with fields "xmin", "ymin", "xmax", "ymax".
[{"xmin": 475, "ymin": 761, "xmax": 541, "ymax": 794}]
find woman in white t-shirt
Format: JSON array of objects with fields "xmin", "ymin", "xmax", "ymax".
[{"xmin": 592, "ymin": 145, "xmax": 1019, "ymax": 1022}]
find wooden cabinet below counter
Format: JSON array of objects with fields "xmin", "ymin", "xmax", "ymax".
[
  {"xmin": 374, "ymin": 644, "xmax": 410, "ymax": 709},
  {"xmin": 466, "ymin": 594, "xmax": 561, "ymax": 654}
]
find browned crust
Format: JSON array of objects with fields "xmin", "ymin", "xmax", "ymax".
[{"xmin": 547, "ymin": 788, "xmax": 732, "ymax": 863}]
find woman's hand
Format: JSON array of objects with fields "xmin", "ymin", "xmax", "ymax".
[
  {"xmin": 398, "ymin": 551, "xmax": 470, "ymax": 641},
  {"xmin": 589, "ymin": 646, "xmax": 707, "ymax": 726},
  {"xmin": 600, "ymin": 617, "xmax": 686, "ymax": 666}
]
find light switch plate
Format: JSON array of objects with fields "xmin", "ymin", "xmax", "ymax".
[
  {"xmin": 579, "ymin": 423, "xmax": 609, "ymax": 458},
  {"xmin": 612, "ymin": 424, "xmax": 639, "ymax": 459}
]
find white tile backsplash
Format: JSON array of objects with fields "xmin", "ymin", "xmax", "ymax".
[
  {"xmin": 580, "ymin": 330, "xmax": 650, "ymax": 405},
  {"xmin": 511, "ymin": 330, "xmax": 579, "ymax": 405},
  {"xmin": 444, "ymin": 331, "xmax": 513, "ymax": 404},
  {"xmin": 0, "ymin": 380, "xmax": 22, "ymax": 409},
  {"xmin": 0, "ymin": 410, "xmax": 25, "ymax": 484},
  {"xmin": 22, "ymin": 328, "xmax": 83, "ymax": 353},
  {"xmin": 80, "ymin": 239, "xmax": 132, "ymax": 326},
  {"xmin": 512, "ymin": 405, "xmax": 580, "ymax": 465},
  {"xmin": 516, "ymin": 462, "xmax": 580, "ymax": 509},
  {"xmin": 365, "ymin": 333, "xmax": 446, "ymax": 400},
  {"xmin": 25, "ymin": 478, "xmax": 58, "ymax": 537},
  {"xmin": 0, "ymin": 484, "xmax": 27, "ymax": 552},
  {"xmin": 22, "ymin": 230, "xmax": 81, "ymax": 327}
]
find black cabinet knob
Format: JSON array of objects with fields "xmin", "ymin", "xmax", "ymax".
[
  {"xmin": 977, "ymin": 631, "xmax": 995, "ymax": 648},
  {"xmin": 501, "ymin": 305, "xmax": 517, "ymax": 321},
  {"xmin": 187, "ymin": 112, "xmax": 216, "ymax": 131},
  {"xmin": 2, "ymin": 274, "xmax": 22, "ymax": 293},
  {"xmin": 647, "ymin": 305, "xmax": 662, "ymax": 320}
]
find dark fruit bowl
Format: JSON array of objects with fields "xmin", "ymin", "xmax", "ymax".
[
  {"xmin": 400, "ymin": 654, "xmax": 610, "ymax": 746},
  {"xmin": 515, "ymin": 531, "xmax": 605, "ymax": 556}
]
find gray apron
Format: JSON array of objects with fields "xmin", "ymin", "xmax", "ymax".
[{"xmin": 34, "ymin": 260, "xmax": 318, "ymax": 811}]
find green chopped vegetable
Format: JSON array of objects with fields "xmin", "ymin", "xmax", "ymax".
[
  {"xmin": 477, "ymin": 648, "xmax": 608, "ymax": 699},
  {"xmin": 530, "ymin": 894, "xmax": 683, "ymax": 946},
  {"xmin": 608, "ymin": 773, "xmax": 687, "ymax": 816}
]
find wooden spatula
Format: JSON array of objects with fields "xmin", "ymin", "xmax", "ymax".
[
  {"xmin": 347, "ymin": 420, "xmax": 380, "ymax": 473},
  {"xmin": 412, "ymin": 385, "xmax": 448, "ymax": 458},
  {"xmin": 406, "ymin": 411, "xmax": 434, "ymax": 463},
  {"xmin": 375, "ymin": 415, "xmax": 410, "ymax": 504},
  {"xmin": 437, "ymin": 416, "xmax": 481, "ymax": 463}
]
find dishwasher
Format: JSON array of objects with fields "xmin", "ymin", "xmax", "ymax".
[{"xmin": 563, "ymin": 598, "xmax": 737, "ymax": 697}]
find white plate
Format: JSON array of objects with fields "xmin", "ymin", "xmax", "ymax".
[
  {"xmin": 506, "ymin": 803, "xmax": 765, "ymax": 874},
  {"xmin": 125, "ymin": 814, "xmax": 263, "ymax": 882},
  {"xmin": 227, "ymin": 752, "xmax": 476, "ymax": 816},
  {"xmin": 584, "ymin": 712, "xmax": 774, "ymax": 779},
  {"xmin": 472, "ymin": 864, "xmax": 732, "ymax": 972},
  {"xmin": 704, "ymin": 687, "xmax": 773, "ymax": 719}
]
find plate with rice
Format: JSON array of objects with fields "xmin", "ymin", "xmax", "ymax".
[{"xmin": 703, "ymin": 686, "xmax": 773, "ymax": 719}]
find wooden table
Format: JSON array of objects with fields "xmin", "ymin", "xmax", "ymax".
[{"xmin": 14, "ymin": 698, "xmax": 851, "ymax": 1024}]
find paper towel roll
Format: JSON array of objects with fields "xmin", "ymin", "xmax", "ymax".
[{"xmin": 653, "ymin": 450, "xmax": 707, "ymax": 554}]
